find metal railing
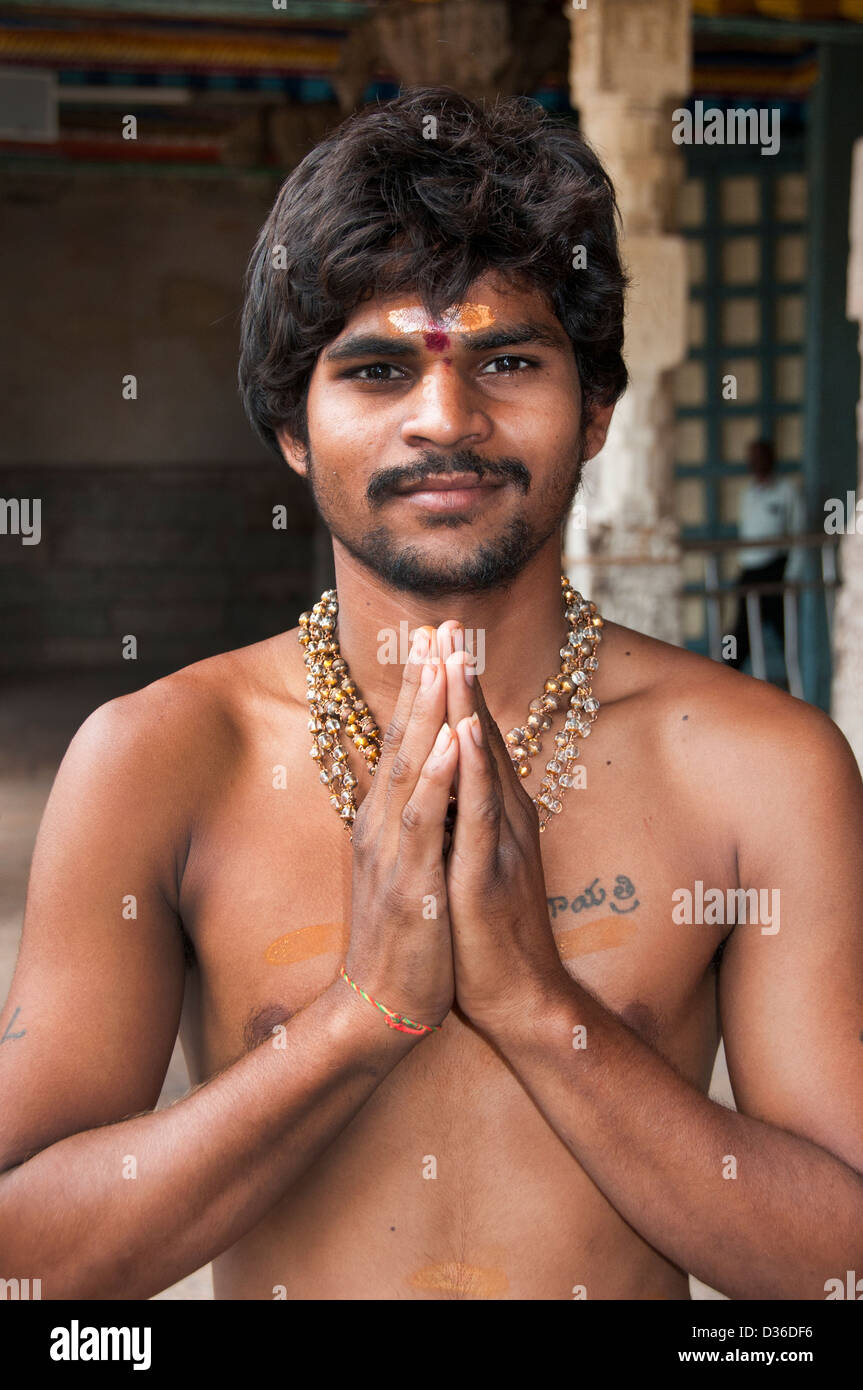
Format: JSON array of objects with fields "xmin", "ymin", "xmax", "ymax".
[
  {"xmin": 680, "ymin": 532, "xmax": 840, "ymax": 697},
  {"xmin": 562, "ymin": 533, "xmax": 840, "ymax": 697}
]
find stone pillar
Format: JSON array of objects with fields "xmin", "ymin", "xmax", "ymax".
[
  {"xmin": 333, "ymin": 0, "xmax": 569, "ymax": 112},
  {"xmin": 566, "ymin": 0, "xmax": 691, "ymax": 645},
  {"xmin": 830, "ymin": 136, "xmax": 863, "ymax": 765}
]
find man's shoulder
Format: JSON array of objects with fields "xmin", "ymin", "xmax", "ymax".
[
  {"xmin": 71, "ymin": 630, "xmax": 305, "ymax": 783},
  {"xmin": 602, "ymin": 622, "xmax": 853, "ymax": 794}
]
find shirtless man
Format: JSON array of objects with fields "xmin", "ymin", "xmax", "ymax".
[{"xmin": 2, "ymin": 89, "xmax": 862, "ymax": 1302}]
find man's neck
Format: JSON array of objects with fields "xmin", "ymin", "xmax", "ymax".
[{"xmin": 328, "ymin": 533, "xmax": 574, "ymax": 732}]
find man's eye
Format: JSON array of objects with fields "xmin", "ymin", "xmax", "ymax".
[
  {"xmin": 481, "ymin": 355, "xmax": 532, "ymax": 375},
  {"xmin": 348, "ymin": 363, "xmax": 404, "ymax": 382}
]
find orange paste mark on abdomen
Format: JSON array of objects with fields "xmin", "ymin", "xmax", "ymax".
[{"xmin": 408, "ymin": 1262, "xmax": 509, "ymax": 1298}]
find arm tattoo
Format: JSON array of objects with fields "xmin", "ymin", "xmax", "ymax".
[{"xmin": 0, "ymin": 1006, "xmax": 26, "ymax": 1045}]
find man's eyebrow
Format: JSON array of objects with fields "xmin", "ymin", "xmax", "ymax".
[
  {"xmin": 323, "ymin": 321, "xmax": 568, "ymax": 363},
  {"xmin": 464, "ymin": 322, "xmax": 568, "ymax": 353},
  {"xmin": 324, "ymin": 333, "xmax": 416, "ymax": 362}
]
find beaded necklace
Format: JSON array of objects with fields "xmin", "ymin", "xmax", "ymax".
[{"xmin": 299, "ymin": 575, "xmax": 602, "ymax": 837}]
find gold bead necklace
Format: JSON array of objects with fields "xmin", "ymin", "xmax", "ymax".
[{"xmin": 298, "ymin": 575, "xmax": 602, "ymax": 838}]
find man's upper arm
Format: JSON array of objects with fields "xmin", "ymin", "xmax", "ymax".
[
  {"xmin": 718, "ymin": 697, "xmax": 863, "ymax": 1175},
  {"xmin": 0, "ymin": 691, "xmax": 190, "ymax": 1172}
]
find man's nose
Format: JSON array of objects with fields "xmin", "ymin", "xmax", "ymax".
[{"xmin": 400, "ymin": 363, "xmax": 492, "ymax": 450}]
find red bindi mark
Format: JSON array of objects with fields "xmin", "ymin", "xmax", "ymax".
[
  {"xmin": 442, "ymin": 356, "xmax": 452, "ymax": 366},
  {"xmin": 423, "ymin": 330, "xmax": 450, "ymax": 352}
]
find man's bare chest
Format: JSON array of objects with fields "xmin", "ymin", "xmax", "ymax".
[{"xmin": 176, "ymin": 731, "xmax": 731, "ymax": 1096}]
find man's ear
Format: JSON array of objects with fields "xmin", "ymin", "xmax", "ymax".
[
  {"xmin": 582, "ymin": 402, "xmax": 615, "ymax": 462},
  {"xmin": 275, "ymin": 425, "xmax": 310, "ymax": 479}
]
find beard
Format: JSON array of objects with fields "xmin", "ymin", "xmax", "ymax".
[{"xmin": 303, "ymin": 438, "xmax": 586, "ymax": 599}]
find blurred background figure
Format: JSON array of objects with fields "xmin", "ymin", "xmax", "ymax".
[{"xmin": 728, "ymin": 438, "xmax": 805, "ymax": 675}]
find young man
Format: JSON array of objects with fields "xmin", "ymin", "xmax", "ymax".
[{"xmin": 1, "ymin": 89, "xmax": 861, "ymax": 1302}]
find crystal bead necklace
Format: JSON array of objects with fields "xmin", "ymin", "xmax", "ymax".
[{"xmin": 298, "ymin": 575, "xmax": 602, "ymax": 837}]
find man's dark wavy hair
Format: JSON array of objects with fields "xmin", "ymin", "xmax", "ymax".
[{"xmin": 238, "ymin": 86, "xmax": 628, "ymax": 460}]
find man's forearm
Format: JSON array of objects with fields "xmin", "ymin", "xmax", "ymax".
[
  {"xmin": 0, "ymin": 979, "xmax": 420, "ymax": 1299},
  {"xmin": 487, "ymin": 979, "xmax": 863, "ymax": 1299}
]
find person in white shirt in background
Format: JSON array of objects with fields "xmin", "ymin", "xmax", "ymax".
[{"xmin": 729, "ymin": 438, "xmax": 806, "ymax": 676}]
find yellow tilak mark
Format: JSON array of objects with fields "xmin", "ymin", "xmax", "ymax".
[
  {"xmin": 556, "ymin": 915, "xmax": 639, "ymax": 959},
  {"xmin": 408, "ymin": 1263, "xmax": 509, "ymax": 1298},
  {"xmin": 386, "ymin": 303, "xmax": 496, "ymax": 334},
  {"xmin": 264, "ymin": 922, "xmax": 347, "ymax": 966}
]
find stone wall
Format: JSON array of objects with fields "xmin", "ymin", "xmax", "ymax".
[
  {"xmin": 0, "ymin": 463, "xmax": 318, "ymax": 674},
  {"xmin": 0, "ymin": 169, "xmax": 322, "ymax": 674}
]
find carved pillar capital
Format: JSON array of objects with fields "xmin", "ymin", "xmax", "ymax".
[
  {"xmin": 334, "ymin": 0, "xmax": 569, "ymax": 111},
  {"xmin": 569, "ymin": 0, "xmax": 690, "ymax": 113}
]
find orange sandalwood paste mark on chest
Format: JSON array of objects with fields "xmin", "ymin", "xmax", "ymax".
[
  {"xmin": 264, "ymin": 922, "xmax": 348, "ymax": 966},
  {"xmin": 555, "ymin": 914, "xmax": 639, "ymax": 959}
]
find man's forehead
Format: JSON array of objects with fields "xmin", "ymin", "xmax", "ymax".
[
  {"xmin": 386, "ymin": 303, "xmax": 495, "ymax": 334},
  {"xmin": 341, "ymin": 275, "xmax": 554, "ymax": 336}
]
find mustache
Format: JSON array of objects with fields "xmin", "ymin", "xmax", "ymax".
[{"xmin": 366, "ymin": 449, "xmax": 532, "ymax": 508}]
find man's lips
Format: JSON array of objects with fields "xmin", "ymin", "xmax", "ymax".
[
  {"xmin": 391, "ymin": 473, "xmax": 508, "ymax": 512},
  {"xmin": 393, "ymin": 473, "xmax": 506, "ymax": 496}
]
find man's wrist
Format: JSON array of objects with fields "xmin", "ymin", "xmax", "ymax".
[
  {"xmin": 473, "ymin": 970, "xmax": 580, "ymax": 1053},
  {"xmin": 321, "ymin": 974, "xmax": 438, "ymax": 1060}
]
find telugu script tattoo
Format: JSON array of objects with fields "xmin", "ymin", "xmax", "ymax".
[{"xmin": 547, "ymin": 875, "xmax": 640, "ymax": 920}]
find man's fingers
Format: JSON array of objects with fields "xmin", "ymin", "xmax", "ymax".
[
  {"xmin": 444, "ymin": 646, "xmax": 483, "ymax": 803},
  {"xmin": 373, "ymin": 624, "xmax": 436, "ymax": 787},
  {"xmin": 396, "ymin": 719, "xmax": 459, "ymax": 876},
  {"xmin": 443, "ymin": 648, "xmax": 476, "ymax": 734},
  {"xmin": 382, "ymin": 650, "xmax": 451, "ymax": 819},
  {"xmin": 436, "ymin": 620, "xmax": 463, "ymax": 664},
  {"xmin": 450, "ymin": 711, "xmax": 502, "ymax": 861},
  {"xmin": 444, "ymin": 648, "xmax": 528, "ymax": 822},
  {"xmin": 469, "ymin": 666, "xmax": 534, "ymax": 816}
]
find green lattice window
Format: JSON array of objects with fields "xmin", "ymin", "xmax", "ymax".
[{"xmin": 674, "ymin": 141, "xmax": 807, "ymax": 650}]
